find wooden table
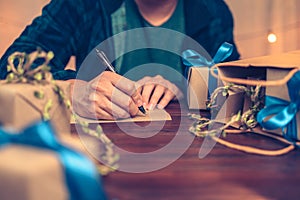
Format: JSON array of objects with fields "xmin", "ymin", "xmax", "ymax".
[{"xmin": 73, "ymin": 101, "xmax": 300, "ymax": 200}]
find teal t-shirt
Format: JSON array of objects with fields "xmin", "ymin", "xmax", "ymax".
[{"xmin": 111, "ymin": 0, "xmax": 185, "ymax": 83}]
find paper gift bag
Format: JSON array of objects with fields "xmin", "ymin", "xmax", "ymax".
[
  {"xmin": 0, "ymin": 121, "xmax": 107, "ymax": 200},
  {"xmin": 215, "ymin": 50, "xmax": 300, "ymax": 141},
  {"xmin": 0, "ymin": 81, "xmax": 71, "ymax": 134},
  {"xmin": 183, "ymin": 42, "xmax": 233, "ymax": 109}
]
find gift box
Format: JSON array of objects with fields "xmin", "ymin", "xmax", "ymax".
[
  {"xmin": 215, "ymin": 50, "xmax": 300, "ymax": 139},
  {"xmin": 0, "ymin": 121, "xmax": 106, "ymax": 200},
  {"xmin": 183, "ymin": 42, "xmax": 233, "ymax": 109},
  {"xmin": 0, "ymin": 81, "xmax": 71, "ymax": 135},
  {"xmin": 212, "ymin": 87, "xmax": 245, "ymax": 124},
  {"xmin": 257, "ymin": 67, "xmax": 300, "ymax": 141},
  {"xmin": 187, "ymin": 66, "xmax": 217, "ymax": 109}
]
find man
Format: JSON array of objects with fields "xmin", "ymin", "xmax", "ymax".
[{"xmin": 0, "ymin": 0, "xmax": 240, "ymax": 119}]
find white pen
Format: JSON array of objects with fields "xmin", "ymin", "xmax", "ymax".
[{"xmin": 95, "ymin": 48, "xmax": 116, "ymax": 73}]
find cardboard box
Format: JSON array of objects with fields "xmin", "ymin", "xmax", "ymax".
[
  {"xmin": 263, "ymin": 67, "xmax": 300, "ymax": 140},
  {"xmin": 212, "ymin": 87, "xmax": 245, "ymax": 124},
  {"xmin": 187, "ymin": 67, "xmax": 217, "ymax": 109},
  {"xmin": 0, "ymin": 81, "xmax": 71, "ymax": 135},
  {"xmin": 215, "ymin": 51, "xmax": 300, "ymax": 140}
]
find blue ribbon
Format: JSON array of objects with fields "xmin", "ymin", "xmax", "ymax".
[
  {"xmin": 257, "ymin": 71, "xmax": 300, "ymax": 143},
  {"xmin": 0, "ymin": 121, "xmax": 106, "ymax": 200},
  {"xmin": 182, "ymin": 42, "xmax": 233, "ymax": 97}
]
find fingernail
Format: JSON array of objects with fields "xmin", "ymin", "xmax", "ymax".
[
  {"xmin": 157, "ymin": 104, "xmax": 164, "ymax": 110},
  {"xmin": 148, "ymin": 103, "xmax": 155, "ymax": 111}
]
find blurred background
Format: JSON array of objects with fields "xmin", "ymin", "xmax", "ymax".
[{"xmin": 0, "ymin": 0, "xmax": 299, "ymax": 60}]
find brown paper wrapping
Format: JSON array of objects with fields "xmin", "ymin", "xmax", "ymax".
[
  {"xmin": 0, "ymin": 146, "xmax": 68, "ymax": 200},
  {"xmin": 265, "ymin": 68, "xmax": 300, "ymax": 140},
  {"xmin": 0, "ymin": 81, "xmax": 71, "ymax": 135},
  {"xmin": 213, "ymin": 89, "xmax": 245, "ymax": 124},
  {"xmin": 0, "ymin": 133, "xmax": 95, "ymax": 200},
  {"xmin": 187, "ymin": 67, "xmax": 211, "ymax": 109}
]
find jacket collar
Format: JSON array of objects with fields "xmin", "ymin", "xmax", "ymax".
[
  {"xmin": 100, "ymin": 0, "xmax": 214, "ymax": 36},
  {"xmin": 100, "ymin": 0, "xmax": 124, "ymax": 15}
]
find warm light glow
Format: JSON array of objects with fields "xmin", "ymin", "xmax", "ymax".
[{"xmin": 267, "ymin": 33, "xmax": 277, "ymax": 43}]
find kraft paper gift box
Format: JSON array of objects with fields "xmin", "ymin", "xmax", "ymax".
[
  {"xmin": 215, "ymin": 51, "xmax": 300, "ymax": 137},
  {"xmin": 187, "ymin": 66, "xmax": 217, "ymax": 109},
  {"xmin": 211, "ymin": 86, "xmax": 245, "ymax": 124},
  {"xmin": 183, "ymin": 42, "xmax": 234, "ymax": 110},
  {"xmin": 257, "ymin": 67, "xmax": 300, "ymax": 141},
  {"xmin": 0, "ymin": 121, "xmax": 106, "ymax": 200},
  {"xmin": 0, "ymin": 81, "xmax": 71, "ymax": 135}
]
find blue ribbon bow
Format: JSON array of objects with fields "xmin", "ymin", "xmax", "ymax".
[
  {"xmin": 257, "ymin": 71, "xmax": 300, "ymax": 143},
  {"xmin": 0, "ymin": 121, "xmax": 106, "ymax": 200},
  {"xmin": 182, "ymin": 42, "xmax": 233, "ymax": 97}
]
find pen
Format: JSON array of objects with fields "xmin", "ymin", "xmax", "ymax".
[{"xmin": 95, "ymin": 48, "xmax": 146, "ymax": 114}]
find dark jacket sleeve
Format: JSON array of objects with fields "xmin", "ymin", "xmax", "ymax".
[
  {"xmin": 212, "ymin": 0, "xmax": 240, "ymax": 61},
  {"xmin": 0, "ymin": 0, "xmax": 88, "ymax": 80}
]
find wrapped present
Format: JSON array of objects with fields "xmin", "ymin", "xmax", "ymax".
[
  {"xmin": 0, "ymin": 50, "xmax": 71, "ymax": 135},
  {"xmin": 211, "ymin": 87, "xmax": 245, "ymax": 124},
  {"xmin": 0, "ymin": 121, "xmax": 107, "ymax": 200},
  {"xmin": 183, "ymin": 42, "xmax": 233, "ymax": 109},
  {"xmin": 257, "ymin": 69, "xmax": 300, "ymax": 142},
  {"xmin": 0, "ymin": 81, "xmax": 71, "ymax": 134}
]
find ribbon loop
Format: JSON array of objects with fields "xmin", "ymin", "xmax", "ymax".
[
  {"xmin": 182, "ymin": 42, "xmax": 234, "ymax": 99},
  {"xmin": 182, "ymin": 42, "xmax": 234, "ymax": 76},
  {"xmin": 0, "ymin": 121, "xmax": 106, "ymax": 200},
  {"xmin": 213, "ymin": 42, "xmax": 233, "ymax": 64},
  {"xmin": 257, "ymin": 71, "xmax": 300, "ymax": 142}
]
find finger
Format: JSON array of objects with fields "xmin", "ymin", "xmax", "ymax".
[
  {"xmin": 157, "ymin": 89, "xmax": 175, "ymax": 109},
  {"xmin": 94, "ymin": 107, "xmax": 114, "ymax": 120},
  {"xmin": 101, "ymin": 71, "xmax": 144, "ymax": 107},
  {"xmin": 108, "ymin": 88, "xmax": 139, "ymax": 117},
  {"xmin": 90, "ymin": 92, "xmax": 131, "ymax": 119},
  {"xmin": 141, "ymin": 83, "xmax": 155, "ymax": 106},
  {"xmin": 149, "ymin": 84, "xmax": 165, "ymax": 110},
  {"xmin": 130, "ymin": 84, "xmax": 144, "ymax": 108}
]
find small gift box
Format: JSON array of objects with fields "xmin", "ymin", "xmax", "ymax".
[
  {"xmin": 0, "ymin": 121, "xmax": 107, "ymax": 200},
  {"xmin": 257, "ymin": 67, "xmax": 300, "ymax": 142},
  {"xmin": 183, "ymin": 42, "xmax": 233, "ymax": 109},
  {"xmin": 211, "ymin": 87, "xmax": 245, "ymax": 125},
  {"xmin": 0, "ymin": 50, "xmax": 71, "ymax": 135}
]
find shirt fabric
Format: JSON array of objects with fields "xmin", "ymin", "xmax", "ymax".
[
  {"xmin": 0, "ymin": 0, "xmax": 240, "ymax": 81},
  {"xmin": 111, "ymin": 0, "xmax": 185, "ymax": 83}
]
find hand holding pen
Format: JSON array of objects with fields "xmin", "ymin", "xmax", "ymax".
[
  {"xmin": 95, "ymin": 49, "xmax": 146, "ymax": 114},
  {"xmin": 71, "ymin": 49, "xmax": 146, "ymax": 120},
  {"xmin": 80, "ymin": 48, "xmax": 144, "ymax": 118}
]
